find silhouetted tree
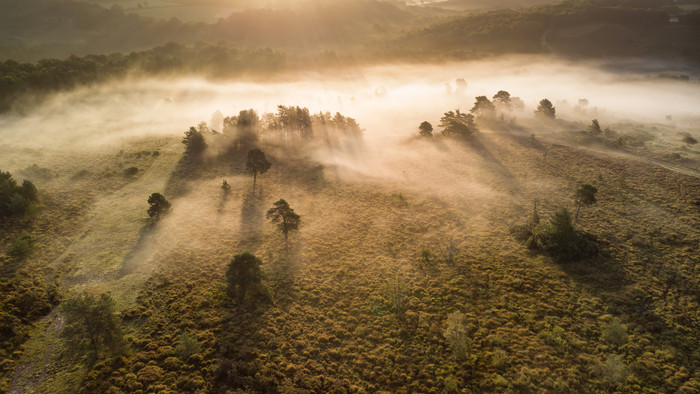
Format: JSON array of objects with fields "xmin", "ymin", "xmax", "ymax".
[
  {"xmin": 574, "ymin": 183, "xmax": 598, "ymax": 223},
  {"xmin": 182, "ymin": 126, "xmax": 207, "ymax": 157},
  {"xmin": 492, "ymin": 90, "xmax": 512, "ymax": 111},
  {"xmin": 266, "ymin": 199, "xmax": 300, "ymax": 249},
  {"xmin": 527, "ymin": 207, "xmax": 598, "ymax": 262},
  {"xmin": 227, "ymin": 252, "xmax": 262, "ymax": 301},
  {"xmin": 221, "ymin": 180, "xmax": 231, "ymax": 197},
  {"xmin": 60, "ymin": 292, "xmax": 124, "ymax": 360},
  {"xmin": 535, "ymin": 99, "xmax": 556, "ymax": 119},
  {"xmin": 588, "ymin": 119, "xmax": 602, "ymax": 134},
  {"xmin": 418, "ymin": 121, "xmax": 433, "ymax": 137},
  {"xmin": 439, "ymin": 109, "xmax": 477, "ymax": 138},
  {"xmin": 147, "ymin": 192, "xmax": 171, "ymax": 220},
  {"xmin": 470, "ymin": 96, "xmax": 496, "ymax": 120},
  {"xmin": 246, "ymin": 148, "xmax": 271, "ymax": 193},
  {"xmin": 455, "ymin": 78, "xmax": 467, "ymax": 94}
]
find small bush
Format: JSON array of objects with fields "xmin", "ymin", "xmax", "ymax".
[
  {"xmin": 8, "ymin": 231, "xmax": 34, "ymax": 260},
  {"xmin": 601, "ymin": 318, "xmax": 627, "ymax": 347},
  {"xmin": 123, "ymin": 167, "xmax": 139, "ymax": 177},
  {"xmin": 175, "ymin": 331, "xmax": 201, "ymax": 358}
]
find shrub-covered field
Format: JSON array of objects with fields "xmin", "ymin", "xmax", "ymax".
[{"xmin": 4, "ymin": 110, "xmax": 697, "ymax": 392}]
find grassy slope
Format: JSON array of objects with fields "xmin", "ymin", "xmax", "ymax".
[
  {"xmin": 30, "ymin": 125, "xmax": 697, "ymax": 392},
  {"xmin": 1, "ymin": 137, "xmax": 179, "ymax": 391}
]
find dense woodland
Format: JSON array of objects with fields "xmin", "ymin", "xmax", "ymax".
[{"xmin": 2, "ymin": 0, "xmax": 700, "ymax": 392}]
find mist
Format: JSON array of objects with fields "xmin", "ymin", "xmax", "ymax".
[{"xmin": 2, "ymin": 56, "xmax": 698, "ymax": 151}]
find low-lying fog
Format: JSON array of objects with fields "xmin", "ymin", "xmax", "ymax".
[{"xmin": 1, "ymin": 56, "xmax": 699, "ymax": 151}]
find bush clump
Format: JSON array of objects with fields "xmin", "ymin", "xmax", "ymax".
[
  {"xmin": 517, "ymin": 207, "xmax": 598, "ymax": 262},
  {"xmin": 1, "ymin": 171, "xmax": 38, "ymax": 220}
]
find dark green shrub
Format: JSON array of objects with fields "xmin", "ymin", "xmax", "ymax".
[
  {"xmin": 8, "ymin": 231, "xmax": 34, "ymax": 260},
  {"xmin": 527, "ymin": 208, "xmax": 598, "ymax": 262}
]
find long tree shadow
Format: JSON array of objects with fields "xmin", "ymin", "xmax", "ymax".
[
  {"xmin": 239, "ymin": 190, "xmax": 264, "ymax": 239},
  {"xmin": 118, "ymin": 220, "xmax": 157, "ymax": 277},
  {"xmin": 460, "ymin": 134, "xmax": 521, "ymax": 193}
]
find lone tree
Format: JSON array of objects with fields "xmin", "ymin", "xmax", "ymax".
[
  {"xmin": 147, "ymin": 193, "xmax": 171, "ymax": 220},
  {"xmin": 266, "ymin": 199, "xmax": 300, "ymax": 249},
  {"xmin": 182, "ymin": 126, "xmax": 207, "ymax": 158},
  {"xmin": 418, "ymin": 121, "xmax": 433, "ymax": 138},
  {"xmin": 535, "ymin": 99, "xmax": 556, "ymax": 119},
  {"xmin": 492, "ymin": 90, "xmax": 512, "ymax": 111},
  {"xmin": 527, "ymin": 207, "xmax": 598, "ymax": 262},
  {"xmin": 246, "ymin": 148, "xmax": 271, "ymax": 193},
  {"xmin": 574, "ymin": 183, "xmax": 598, "ymax": 223},
  {"xmin": 61, "ymin": 292, "xmax": 124, "ymax": 360},
  {"xmin": 226, "ymin": 252, "xmax": 271, "ymax": 304},
  {"xmin": 470, "ymin": 96, "xmax": 496, "ymax": 120},
  {"xmin": 439, "ymin": 109, "xmax": 477, "ymax": 138},
  {"xmin": 221, "ymin": 180, "xmax": 231, "ymax": 197},
  {"xmin": 588, "ymin": 119, "xmax": 602, "ymax": 134}
]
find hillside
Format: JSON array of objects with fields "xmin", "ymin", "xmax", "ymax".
[{"xmin": 2, "ymin": 105, "xmax": 699, "ymax": 391}]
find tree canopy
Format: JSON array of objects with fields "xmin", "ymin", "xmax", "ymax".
[
  {"xmin": 226, "ymin": 252, "xmax": 271, "ymax": 304},
  {"xmin": 266, "ymin": 199, "xmax": 300, "ymax": 247},
  {"xmin": 182, "ymin": 126, "xmax": 207, "ymax": 157},
  {"xmin": 147, "ymin": 193, "xmax": 171, "ymax": 220},
  {"xmin": 1, "ymin": 170, "xmax": 38, "ymax": 219},
  {"xmin": 439, "ymin": 109, "xmax": 477, "ymax": 138},
  {"xmin": 246, "ymin": 149, "xmax": 271, "ymax": 193},
  {"xmin": 418, "ymin": 121, "xmax": 433, "ymax": 138},
  {"xmin": 470, "ymin": 96, "xmax": 496, "ymax": 119},
  {"xmin": 60, "ymin": 292, "xmax": 124, "ymax": 359},
  {"xmin": 492, "ymin": 90, "xmax": 512, "ymax": 111},
  {"xmin": 535, "ymin": 99, "xmax": 556, "ymax": 119}
]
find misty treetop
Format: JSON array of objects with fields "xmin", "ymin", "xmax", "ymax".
[
  {"xmin": 266, "ymin": 199, "xmax": 300, "ymax": 248},
  {"xmin": 147, "ymin": 193, "xmax": 171, "ymax": 221},
  {"xmin": 439, "ymin": 109, "xmax": 477, "ymax": 138},
  {"xmin": 221, "ymin": 106, "xmax": 363, "ymax": 144},
  {"xmin": 246, "ymin": 148, "xmax": 271, "ymax": 193},
  {"xmin": 182, "ymin": 126, "xmax": 207, "ymax": 158},
  {"xmin": 535, "ymin": 99, "xmax": 556, "ymax": 119}
]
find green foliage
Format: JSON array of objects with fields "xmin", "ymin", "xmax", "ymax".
[
  {"xmin": 266, "ymin": 199, "xmax": 300, "ymax": 245},
  {"xmin": 601, "ymin": 318, "xmax": 627, "ymax": 347},
  {"xmin": 147, "ymin": 192, "xmax": 171, "ymax": 220},
  {"xmin": 226, "ymin": 252, "xmax": 272, "ymax": 305},
  {"xmin": 535, "ymin": 99, "xmax": 556, "ymax": 119},
  {"xmin": 574, "ymin": 183, "xmax": 598, "ymax": 222},
  {"xmin": 418, "ymin": 121, "xmax": 433, "ymax": 138},
  {"xmin": 8, "ymin": 231, "xmax": 34, "ymax": 260},
  {"xmin": 182, "ymin": 126, "xmax": 207, "ymax": 157},
  {"xmin": 443, "ymin": 311, "xmax": 471, "ymax": 361},
  {"xmin": 61, "ymin": 292, "xmax": 125, "ymax": 359},
  {"xmin": 439, "ymin": 109, "xmax": 477, "ymax": 138},
  {"xmin": 175, "ymin": 331, "xmax": 201, "ymax": 358},
  {"xmin": 595, "ymin": 354, "xmax": 629, "ymax": 388},
  {"xmin": 527, "ymin": 207, "xmax": 598, "ymax": 262},
  {"xmin": 0, "ymin": 171, "xmax": 37, "ymax": 219}
]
